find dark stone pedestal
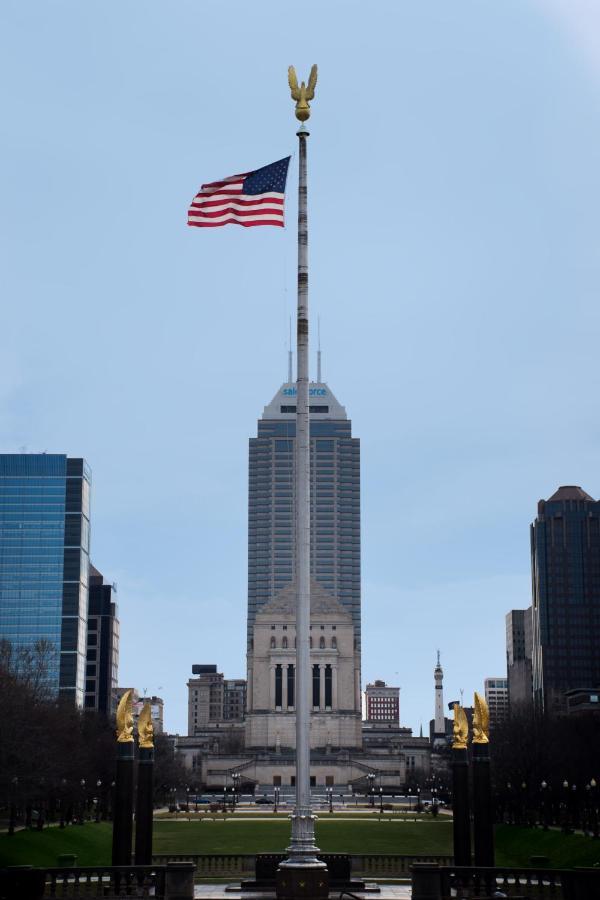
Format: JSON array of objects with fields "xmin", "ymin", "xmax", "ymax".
[
  {"xmin": 472, "ymin": 742, "xmax": 494, "ymax": 867},
  {"xmin": 111, "ymin": 742, "xmax": 134, "ymax": 866},
  {"xmin": 134, "ymin": 747, "xmax": 154, "ymax": 865},
  {"xmin": 451, "ymin": 747, "xmax": 471, "ymax": 866},
  {"xmin": 275, "ymin": 865, "xmax": 329, "ymax": 900}
]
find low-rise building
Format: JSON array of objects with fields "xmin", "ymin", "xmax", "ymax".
[
  {"xmin": 364, "ymin": 681, "xmax": 400, "ymax": 724},
  {"xmin": 188, "ymin": 665, "xmax": 247, "ymax": 735}
]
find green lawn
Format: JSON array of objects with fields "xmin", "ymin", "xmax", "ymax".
[
  {"xmin": 495, "ymin": 825, "xmax": 600, "ymax": 869},
  {"xmin": 152, "ymin": 818, "xmax": 453, "ymax": 856},
  {"xmin": 1, "ymin": 820, "xmax": 599, "ymax": 870}
]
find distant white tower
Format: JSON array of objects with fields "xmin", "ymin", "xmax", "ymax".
[{"xmin": 433, "ymin": 651, "xmax": 445, "ymax": 742}]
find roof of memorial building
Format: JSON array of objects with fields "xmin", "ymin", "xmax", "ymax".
[{"xmin": 257, "ymin": 580, "xmax": 352, "ymax": 620}]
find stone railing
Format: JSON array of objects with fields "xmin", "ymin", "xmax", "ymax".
[
  {"xmin": 1, "ymin": 862, "xmax": 195, "ymax": 899},
  {"xmin": 153, "ymin": 853, "xmax": 256, "ymax": 879},
  {"xmin": 152, "ymin": 852, "xmax": 453, "ymax": 880},
  {"xmin": 411, "ymin": 863, "xmax": 600, "ymax": 900},
  {"xmin": 353, "ymin": 854, "xmax": 453, "ymax": 878}
]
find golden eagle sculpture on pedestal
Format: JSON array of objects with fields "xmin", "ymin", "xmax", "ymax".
[
  {"xmin": 452, "ymin": 703, "xmax": 469, "ymax": 750},
  {"xmin": 116, "ymin": 688, "xmax": 134, "ymax": 743},
  {"xmin": 288, "ymin": 65, "xmax": 318, "ymax": 122},
  {"xmin": 138, "ymin": 701, "xmax": 154, "ymax": 750},
  {"xmin": 473, "ymin": 692, "xmax": 490, "ymax": 744}
]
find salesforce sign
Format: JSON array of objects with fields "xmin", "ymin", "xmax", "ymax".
[{"xmin": 282, "ymin": 387, "xmax": 327, "ymax": 397}]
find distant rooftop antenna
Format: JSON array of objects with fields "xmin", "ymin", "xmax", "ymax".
[
  {"xmin": 288, "ymin": 316, "xmax": 293, "ymax": 383},
  {"xmin": 460, "ymin": 687, "xmax": 464, "ymax": 704},
  {"xmin": 436, "ymin": 649, "xmax": 441, "ymax": 667},
  {"xmin": 317, "ymin": 316, "xmax": 322, "ymax": 383}
]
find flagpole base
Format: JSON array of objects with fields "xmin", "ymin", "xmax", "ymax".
[{"xmin": 276, "ymin": 864, "xmax": 329, "ymax": 900}]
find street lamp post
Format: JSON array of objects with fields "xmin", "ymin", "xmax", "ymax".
[
  {"xmin": 326, "ymin": 788, "xmax": 333, "ymax": 814},
  {"xmin": 520, "ymin": 781, "xmax": 528, "ymax": 827},
  {"xmin": 366, "ymin": 773, "xmax": 375, "ymax": 806},
  {"xmin": 59, "ymin": 778, "xmax": 66, "ymax": 829},
  {"xmin": 590, "ymin": 778, "xmax": 598, "ymax": 839},
  {"xmin": 274, "ymin": 787, "xmax": 280, "ymax": 814},
  {"xmin": 540, "ymin": 782, "xmax": 548, "ymax": 831},
  {"xmin": 8, "ymin": 777, "xmax": 18, "ymax": 837},
  {"xmin": 571, "ymin": 784, "xmax": 579, "ymax": 830},
  {"xmin": 379, "ymin": 788, "xmax": 383, "ymax": 815},
  {"xmin": 562, "ymin": 781, "xmax": 570, "ymax": 834},
  {"xmin": 232, "ymin": 773, "xmax": 241, "ymax": 810},
  {"xmin": 96, "ymin": 780, "xmax": 102, "ymax": 823},
  {"xmin": 80, "ymin": 779, "xmax": 86, "ymax": 826}
]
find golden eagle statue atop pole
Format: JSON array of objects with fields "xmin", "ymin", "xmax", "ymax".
[
  {"xmin": 288, "ymin": 65, "xmax": 318, "ymax": 122},
  {"xmin": 452, "ymin": 703, "xmax": 469, "ymax": 750},
  {"xmin": 116, "ymin": 688, "xmax": 134, "ymax": 743},
  {"xmin": 138, "ymin": 701, "xmax": 154, "ymax": 750},
  {"xmin": 473, "ymin": 692, "xmax": 490, "ymax": 744}
]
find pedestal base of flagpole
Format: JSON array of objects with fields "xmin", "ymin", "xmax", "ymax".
[{"xmin": 276, "ymin": 864, "xmax": 329, "ymax": 900}]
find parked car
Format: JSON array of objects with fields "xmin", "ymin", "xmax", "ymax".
[{"xmin": 255, "ymin": 797, "xmax": 273, "ymax": 804}]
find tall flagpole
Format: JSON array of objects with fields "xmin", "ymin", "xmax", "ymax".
[{"xmin": 277, "ymin": 65, "xmax": 328, "ymax": 899}]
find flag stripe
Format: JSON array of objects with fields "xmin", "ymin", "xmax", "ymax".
[
  {"xmin": 188, "ymin": 211, "xmax": 284, "ymax": 222},
  {"xmin": 189, "ymin": 206, "xmax": 285, "ymax": 219},
  {"xmin": 190, "ymin": 195, "xmax": 284, "ymax": 209},
  {"xmin": 189, "ymin": 217, "xmax": 284, "ymax": 228}
]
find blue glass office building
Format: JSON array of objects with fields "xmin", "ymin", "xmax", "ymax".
[
  {"xmin": 0, "ymin": 454, "xmax": 91, "ymax": 705},
  {"xmin": 247, "ymin": 381, "xmax": 361, "ymax": 648},
  {"xmin": 531, "ymin": 485, "xmax": 600, "ymax": 714}
]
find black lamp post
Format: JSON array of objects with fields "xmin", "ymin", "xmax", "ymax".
[
  {"xmin": 416, "ymin": 787, "xmax": 422, "ymax": 813},
  {"xmin": 562, "ymin": 780, "xmax": 570, "ymax": 833},
  {"xmin": 366, "ymin": 773, "xmax": 375, "ymax": 806},
  {"xmin": 590, "ymin": 779, "xmax": 599, "ymax": 839},
  {"xmin": 79, "ymin": 779, "xmax": 86, "ymax": 826},
  {"xmin": 540, "ymin": 781, "xmax": 548, "ymax": 830},
  {"xmin": 232, "ymin": 773, "xmax": 240, "ymax": 809},
  {"xmin": 379, "ymin": 787, "xmax": 384, "ymax": 814},
  {"xmin": 8, "ymin": 777, "xmax": 18, "ymax": 837},
  {"xmin": 109, "ymin": 780, "xmax": 115, "ymax": 821},
  {"xmin": 274, "ymin": 786, "xmax": 280, "ymax": 813},
  {"xmin": 571, "ymin": 783, "xmax": 579, "ymax": 829},
  {"xmin": 59, "ymin": 778, "xmax": 66, "ymax": 829},
  {"xmin": 326, "ymin": 788, "xmax": 333, "ymax": 814},
  {"xmin": 95, "ymin": 780, "xmax": 102, "ymax": 823}
]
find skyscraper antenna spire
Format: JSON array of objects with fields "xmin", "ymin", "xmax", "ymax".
[
  {"xmin": 437, "ymin": 649, "xmax": 441, "ymax": 667},
  {"xmin": 317, "ymin": 316, "xmax": 322, "ymax": 382},
  {"xmin": 288, "ymin": 316, "xmax": 293, "ymax": 383}
]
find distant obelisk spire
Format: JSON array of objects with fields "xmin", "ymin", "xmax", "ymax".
[{"xmin": 434, "ymin": 651, "xmax": 445, "ymax": 742}]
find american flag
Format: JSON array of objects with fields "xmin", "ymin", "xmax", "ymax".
[{"xmin": 187, "ymin": 157, "xmax": 291, "ymax": 228}]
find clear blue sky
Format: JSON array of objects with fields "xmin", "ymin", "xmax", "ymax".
[{"xmin": 2, "ymin": 1, "xmax": 599, "ymax": 734}]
